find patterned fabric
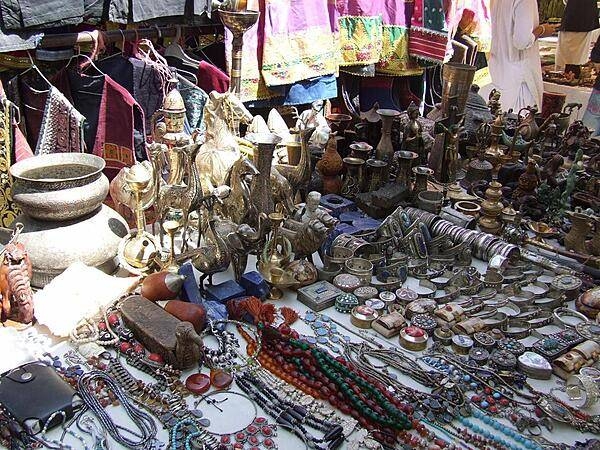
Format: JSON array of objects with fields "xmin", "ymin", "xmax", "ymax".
[
  {"xmin": 409, "ymin": 0, "xmax": 449, "ymax": 63},
  {"xmin": 261, "ymin": 0, "xmax": 337, "ymax": 86},
  {"xmin": 338, "ymin": 15, "xmax": 383, "ymax": 66},
  {"xmin": 36, "ymin": 87, "xmax": 85, "ymax": 155},
  {"xmin": 178, "ymin": 75, "xmax": 208, "ymax": 131},
  {"xmin": 333, "ymin": 0, "xmax": 421, "ymax": 76}
]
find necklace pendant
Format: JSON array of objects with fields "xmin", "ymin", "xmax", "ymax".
[
  {"xmin": 210, "ymin": 368, "xmax": 234, "ymax": 390},
  {"xmin": 185, "ymin": 373, "xmax": 211, "ymax": 395}
]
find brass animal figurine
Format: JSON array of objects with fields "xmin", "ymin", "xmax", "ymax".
[
  {"xmin": 225, "ymin": 213, "xmax": 269, "ymax": 282},
  {"xmin": 154, "ymin": 143, "xmax": 202, "ymax": 251},
  {"xmin": 222, "ymin": 156, "xmax": 259, "ymax": 225},
  {"xmin": 280, "ymin": 218, "xmax": 331, "ymax": 261},
  {"xmin": 0, "ymin": 234, "xmax": 33, "ymax": 324},
  {"xmin": 274, "ymin": 127, "xmax": 316, "ymax": 202}
]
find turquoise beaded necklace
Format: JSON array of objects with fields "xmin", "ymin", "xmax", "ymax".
[
  {"xmin": 170, "ymin": 419, "xmax": 203, "ymax": 450},
  {"xmin": 459, "ymin": 410, "xmax": 543, "ymax": 450}
]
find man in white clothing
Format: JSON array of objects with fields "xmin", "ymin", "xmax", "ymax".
[{"xmin": 489, "ymin": 0, "xmax": 558, "ymax": 112}]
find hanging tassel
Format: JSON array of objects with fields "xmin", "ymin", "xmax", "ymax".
[
  {"xmin": 280, "ymin": 307, "xmax": 299, "ymax": 325},
  {"xmin": 241, "ymin": 296, "xmax": 276, "ymax": 325}
]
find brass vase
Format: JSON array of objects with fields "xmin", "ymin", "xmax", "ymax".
[
  {"xmin": 396, "ymin": 151, "xmax": 419, "ymax": 187},
  {"xmin": 247, "ymin": 132, "xmax": 282, "ymax": 218},
  {"xmin": 375, "ymin": 109, "xmax": 400, "ymax": 163},
  {"xmin": 412, "ymin": 166, "xmax": 433, "ymax": 199},
  {"xmin": 218, "ymin": 9, "xmax": 260, "ymax": 94},
  {"xmin": 341, "ymin": 157, "xmax": 365, "ymax": 198},
  {"xmin": 365, "ymin": 159, "xmax": 388, "ymax": 192},
  {"xmin": 440, "ymin": 63, "xmax": 477, "ymax": 117}
]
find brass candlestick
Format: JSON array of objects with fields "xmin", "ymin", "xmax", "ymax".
[
  {"xmin": 118, "ymin": 165, "xmax": 161, "ymax": 274},
  {"xmin": 218, "ymin": 9, "xmax": 260, "ymax": 94},
  {"xmin": 162, "ymin": 219, "xmax": 181, "ymax": 273}
]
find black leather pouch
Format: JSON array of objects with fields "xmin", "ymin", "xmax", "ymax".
[{"xmin": 0, "ymin": 362, "xmax": 79, "ymax": 435}]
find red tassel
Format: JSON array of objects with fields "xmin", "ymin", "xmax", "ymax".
[
  {"xmin": 280, "ymin": 306, "xmax": 299, "ymax": 325},
  {"xmin": 242, "ymin": 296, "xmax": 263, "ymax": 323}
]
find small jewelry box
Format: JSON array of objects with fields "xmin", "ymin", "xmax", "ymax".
[{"xmin": 297, "ymin": 281, "xmax": 343, "ymax": 311}]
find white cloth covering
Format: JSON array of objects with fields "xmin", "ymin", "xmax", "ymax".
[
  {"xmin": 489, "ymin": 0, "xmax": 544, "ymax": 112},
  {"xmin": 555, "ymin": 31, "xmax": 594, "ymax": 68}
]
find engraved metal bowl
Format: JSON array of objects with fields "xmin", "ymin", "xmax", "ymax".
[{"xmin": 10, "ymin": 153, "xmax": 108, "ymax": 221}]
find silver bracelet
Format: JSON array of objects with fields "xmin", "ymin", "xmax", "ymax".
[{"xmin": 565, "ymin": 374, "xmax": 600, "ymax": 409}]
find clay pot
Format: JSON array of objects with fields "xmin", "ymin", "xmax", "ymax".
[
  {"xmin": 565, "ymin": 212, "xmax": 592, "ymax": 254},
  {"xmin": 141, "ymin": 271, "xmax": 185, "ymax": 301},
  {"xmin": 164, "ymin": 300, "xmax": 207, "ymax": 333}
]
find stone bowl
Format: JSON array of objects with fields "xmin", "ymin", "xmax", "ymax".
[{"xmin": 10, "ymin": 153, "xmax": 109, "ymax": 221}]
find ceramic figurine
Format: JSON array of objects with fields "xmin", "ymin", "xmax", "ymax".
[
  {"xmin": 0, "ymin": 230, "xmax": 33, "ymax": 324},
  {"xmin": 317, "ymin": 135, "xmax": 344, "ymax": 194},
  {"xmin": 295, "ymin": 191, "xmax": 338, "ymax": 229}
]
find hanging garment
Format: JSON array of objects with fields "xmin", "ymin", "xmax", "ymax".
[
  {"xmin": 197, "ymin": 60, "xmax": 230, "ymax": 95},
  {"xmin": 53, "ymin": 69, "xmax": 146, "ymax": 179},
  {"xmin": 0, "ymin": 80, "xmax": 32, "ymax": 227},
  {"xmin": 488, "ymin": 0, "xmax": 543, "ymax": 112},
  {"xmin": 98, "ymin": 55, "xmax": 165, "ymax": 132},
  {"xmin": 0, "ymin": 0, "xmax": 83, "ymax": 29},
  {"xmin": 260, "ymin": 0, "xmax": 337, "ymax": 86},
  {"xmin": 7, "ymin": 73, "xmax": 85, "ymax": 155},
  {"xmin": 178, "ymin": 74, "xmax": 208, "ymax": 131}
]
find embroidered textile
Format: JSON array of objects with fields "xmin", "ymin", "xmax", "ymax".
[
  {"xmin": 409, "ymin": 0, "xmax": 449, "ymax": 63},
  {"xmin": 338, "ymin": 16, "xmax": 383, "ymax": 66},
  {"xmin": 7, "ymin": 74, "xmax": 85, "ymax": 155},
  {"xmin": 260, "ymin": 0, "xmax": 337, "ymax": 86},
  {"xmin": 36, "ymin": 87, "xmax": 85, "ymax": 155},
  {"xmin": 53, "ymin": 70, "xmax": 146, "ymax": 180}
]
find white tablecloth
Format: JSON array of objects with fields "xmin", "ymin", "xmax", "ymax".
[{"xmin": 29, "ymin": 251, "xmax": 598, "ymax": 449}]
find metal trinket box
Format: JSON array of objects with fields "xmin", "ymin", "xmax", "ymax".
[{"xmin": 297, "ymin": 281, "xmax": 343, "ymax": 311}]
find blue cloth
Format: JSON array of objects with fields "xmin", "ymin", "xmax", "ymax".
[{"xmin": 246, "ymin": 74, "xmax": 337, "ymax": 108}]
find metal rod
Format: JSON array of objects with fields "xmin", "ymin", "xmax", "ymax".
[{"xmin": 38, "ymin": 24, "xmax": 223, "ymax": 49}]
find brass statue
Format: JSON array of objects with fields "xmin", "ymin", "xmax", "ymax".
[{"xmin": 402, "ymin": 102, "xmax": 426, "ymax": 165}]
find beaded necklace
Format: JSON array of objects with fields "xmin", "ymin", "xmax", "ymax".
[
  {"xmin": 240, "ymin": 324, "xmax": 412, "ymax": 447},
  {"xmin": 236, "ymin": 370, "xmax": 344, "ymax": 450}
]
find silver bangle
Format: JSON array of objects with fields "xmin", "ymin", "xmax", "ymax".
[
  {"xmin": 553, "ymin": 307, "xmax": 588, "ymax": 328},
  {"xmin": 565, "ymin": 374, "xmax": 600, "ymax": 409}
]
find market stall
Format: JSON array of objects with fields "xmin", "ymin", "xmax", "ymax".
[{"xmin": 0, "ymin": 1, "xmax": 598, "ymax": 450}]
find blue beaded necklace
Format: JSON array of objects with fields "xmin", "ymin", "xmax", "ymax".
[
  {"xmin": 460, "ymin": 410, "xmax": 544, "ymax": 450},
  {"xmin": 170, "ymin": 419, "xmax": 202, "ymax": 450},
  {"xmin": 302, "ymin": 312, "xmax": 352, "ymax": 353}
]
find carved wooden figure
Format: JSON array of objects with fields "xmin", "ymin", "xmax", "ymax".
[{"xmin": 0, "ymin": 241, "xmax": 33, "ymax": 324}]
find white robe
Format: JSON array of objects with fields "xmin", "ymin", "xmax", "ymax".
[
  {"xmin": 489, "ymin": 0, "xmax": 544, "ymax": 112},
  {"xmin": 556, "ymin": 31, "xmax": 593, "ymax": 68}
]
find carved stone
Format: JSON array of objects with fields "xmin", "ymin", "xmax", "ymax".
[{"xmin": 121, "ymin": 295, "xmax": 204, "ymax": 369}]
